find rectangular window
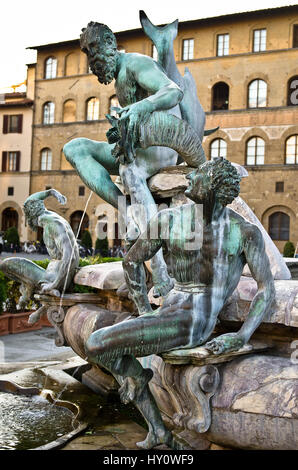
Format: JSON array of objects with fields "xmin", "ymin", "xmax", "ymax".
[
  {"xmin": 41, "ymin": 150, "xmax": 52, "ymax": 170},
  {"xmin": 2, "ymin": 151, "xmax": 20, "ymax": 172},
  {"xmin": 8, "ymin": 152, "xmax": 18, "ymax": 171},
  {"xmin": 152, "ymin": 44, "xmax": 158, "ymax": 61},
  {"xmin": 253, "ymin": 29, "xmax": 267, "ymax": 52},
  {"xmin": 9, "ymin": 115, "xmax": 19, "ymax": 132},
  {"xmin": 217, "ymin": 34, "xmax": 229, "ymax": 56},
  {"xmin": 275, "ymin": 182, "xmax": 284, "ymax": 193},
  {"xmin": 7, "ymin": 187, "xmax": 14, "ymax": 196},
  {"xmin": 293, "ymin": 25, "xmax": 298, "ymax": 48},
  {"xmin": 79, "ymin": 186, "xmax": 85, "ymax": 196},
  {"xmin": 3, "ymin": 115, "xmax": 23, "ymax": 134},
  {"xmin": 45, "ymin": 58, "xmax": 57, "ymax": 79},
  {"xmin": 182, "ymin": 39, "xmax": 194, "ymax": 61}
]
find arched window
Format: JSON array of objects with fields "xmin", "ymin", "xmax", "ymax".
[
  {"xmin": 70, "ymin": 211, "xmax": 89, "ymax": 239},
  {"xmin": 269, "ymin": 212, "xmax": 290, "ymax": 241},
  {"xmin": 63, "ymin": 99, "xmax": 76, "ymax": 122},
  {"xmin": 109, "ymin": 95, "xmax": 120, "ymax": 117},
  {"xmin": 285, "ymin": 135, "xmax": 298, "ymax": 164},
  {"xmin": 64, "ymin": 53, "xmax": 78, "ymax": 76},
  {"xmin": 1, "ymin": 207, "xmax": 18, "ymax": 232},
  {"xmin": 44, "ymin": 57, "xmax": 57, "ymax": 79},
  {"xmin": 210, "ymin": 139, "xmax": 227, "ymax": 159},
  {"xmin": 40, "ymin": 148, "xmax": 52, "ymax": 170},
  {"xmin": 43, "ymin": 102, "xmax": 55, "ymax": 124},
  {"xmin": 212, "ymin": 82, "xmax": 229, "ymax": 110},
  {"xmin": 86, "ymin": 97, "xmax": 99, "ymax": 120},
  {"xmin": 248, "ymin": 79, "xmax": 267, "ymax": 108},
  {"xmin": 287, "ymin": 76, "xmax": 298, "ymax": 106},
  {"xmin": 246, "ymin": 137, "xmax": 265, "ymax": 165}
]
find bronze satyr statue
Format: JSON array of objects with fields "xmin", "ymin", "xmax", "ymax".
[
  {"xmin": 0, "ymin": 189, "xmax": 79, "ymax": 324},
  {"xmin": 63, "ymin": 12, "xmax": 208, "ymax": 299},
  {"xmin": 85, "ymin": 157, "xmax": 275, "ymax": 448}
]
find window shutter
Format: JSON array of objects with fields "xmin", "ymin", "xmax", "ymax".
[
  {"xmin": 17, "ymin": 115, "xmax": 23, "ymax": 133},
  {"xmin": 16, "ymin": 152, "xmax": 21, "ymax": 171},
  {"xmin": 3, "ymin": 115, "xmax": 8, "ymax": 134},
  {"xmin": 2, "ymin": 152, "xmax": 7, "ymax": 171}
]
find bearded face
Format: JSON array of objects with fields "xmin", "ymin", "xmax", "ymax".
[
  {"xmin": 80, "ymin": 22, "xmax": 118, "ymax": 85},
  {"xmin": 89, "ymin": 48, "xmax": 117, "ymax": 85}
]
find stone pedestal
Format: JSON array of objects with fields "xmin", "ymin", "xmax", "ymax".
[{"xmin": 140, "ymin": 353, "xmax": 297, "ymax": 450}]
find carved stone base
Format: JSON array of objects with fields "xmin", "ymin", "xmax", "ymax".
[
  {"xmin": 140, "ymin": 353, "xmax": 298, "ymax": 450},
  {"xmin": 81, "ymin": 366, "xmax": 119, "ymax": 396},
  {"xmin": 164, "ymin": 363, "xmax": 219, "ymax": 433},
  {"xmin": 34, "ymin": 293, "xmax": 114, "ymax": 347},
  {"xmin": 40, "ymin": 295, "xmax": 297, "ymax": 450},
  {"xmin": 47, "ymin": 305, "xmax": 67, "ymax": 347}
]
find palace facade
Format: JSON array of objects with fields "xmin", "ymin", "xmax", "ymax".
[
  {"xmin": 22, "ymin": 5, "xmax": 298, "ymax": 251},
  {"xmin": 0, "ymin": 65, "xmax": 35, "ymax": 242}
]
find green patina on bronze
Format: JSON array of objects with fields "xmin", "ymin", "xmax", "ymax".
[
  {"xmin": 0, "ymin": 189, "xmax": 79, "ymax": 324},
  {"xmin": 63, "ymin": 11, "xmax": 209, "ymax": 299},
  {"xmin": 85, "ymin": 156, "xmax": 275, "ymax": 449},
  {"xmin": 2, "ymin": 10, "xmax": 275, "ymax": 451}
]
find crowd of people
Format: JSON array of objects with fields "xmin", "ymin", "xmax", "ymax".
[
  {"xmin": 0, "ymin": 231, "xmax": 126, "ymax": 259},
  {"xmin": 107, "ymin": 245, "xmax": 126, "ymax": 258},
  {"xmin": 0, "ymin": 235, "xmax": 48, "ymax": 256}
]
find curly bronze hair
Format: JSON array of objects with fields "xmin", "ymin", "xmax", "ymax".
[
  {"xmin": 200, "ymin": 157, "xmax": 241, "ymax": 206},
  {"xmin": 23, "ymin": 200, "xmax": 45, "ymax": 231},
  {"xmin": 80, "ymin": 22, "xmax": 118, "ymax": 85},
  {"xmin": 80, "ymin": 22, "xmax": 117, "ymax": 54}
]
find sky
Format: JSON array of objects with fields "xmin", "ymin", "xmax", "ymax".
[{"xmin": 0, "ymin": 0, "xmax": 296, "ymax": 92}]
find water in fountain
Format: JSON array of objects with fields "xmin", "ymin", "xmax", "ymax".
[{"xmin": 0, "ymin": 392, "xmax": 74, "ymax": 450}]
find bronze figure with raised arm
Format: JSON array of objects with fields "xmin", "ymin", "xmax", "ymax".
[{"xmin": 0, "ymin": 189, "xmax": 79, "ymax": 324}]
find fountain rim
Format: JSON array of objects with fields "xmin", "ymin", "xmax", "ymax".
[{"xmin": 0, "ymin": 379, "xmax": 88, "ymax": 450}]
